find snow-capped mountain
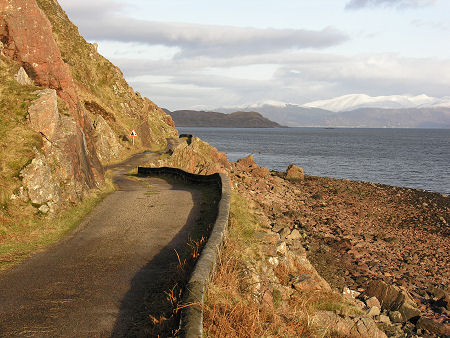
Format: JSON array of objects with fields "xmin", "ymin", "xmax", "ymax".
[
  {"xmin": 216, "ymin": 94, "xmax": 450, "ymax": 128},
  {"xmin": 302, "ymin": 94, "xmax": 450, "ymax": 112}
]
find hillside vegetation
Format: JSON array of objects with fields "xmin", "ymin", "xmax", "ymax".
[{"xmin": 0, "ymin": 0, "xmax": 177, "ymax": 268}]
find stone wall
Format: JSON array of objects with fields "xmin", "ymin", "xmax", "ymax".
[{"xmin": 137, "ymin": 167, "xmax": 231, "ymax": 338}]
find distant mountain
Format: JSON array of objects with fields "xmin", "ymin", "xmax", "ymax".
[
  {"xmin": 166, "ymin": 110, "xmax": 284, "ymax": 128},
  {"xmin": 302, "ymin": 94, "xmax": 450, "ymax": 112},
  {"xmin": 217, "ymin": 100, "xmax": 450, "ymax": 128}
]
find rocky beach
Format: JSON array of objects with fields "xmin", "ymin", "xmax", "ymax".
[{"xmin": 227, "ymin": 154, "xmax": 449, "ymax": 336}]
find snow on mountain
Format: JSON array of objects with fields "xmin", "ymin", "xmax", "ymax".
[{"xmin": 302, "ymin": 94, "xmax": 450, "ymax": 112}]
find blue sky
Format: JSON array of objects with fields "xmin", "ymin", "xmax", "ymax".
[{"xmin": 59, "ymin": 0, "xmax": 450, "ymax": 110}]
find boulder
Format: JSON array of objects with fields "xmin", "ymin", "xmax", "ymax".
[
  {"xmin": 417, "ymin": 317, "xmax": 450, "ymax": 336},
  {"xmin": 20, "ymin": 151, "xmax": 61, "ymax": 205},
  {"xmin": 367, "ymin": 306, "xmax": 380, "ymax": 317},
  {"xmin": 251, "ymin": 167, "xmax": 270, "ymax": 178},
  {"xmin": 286, "ymin": 229, "xmax": 302, "ymax": 241},
  {"xmin": 389, "ymin": 311, "xmax": 403, "ymax": 323},
  {"xmin": 285, "ymin": 164, "xmax": 304, "ymax": 181},
  {"xmin": 28, "ymin": 89, "xmax": 59, "ymax": 141},
  {"xmin": 312, "ymin": 311, "xmax": 387, "ymax": 338},
  {"xmin": 366, "ymin": 296, "xmax": 381, "ymax": 309},
  {"xmin": 93, "ymin": 115, "xmax": 123, "ymax": 163},
  {"xmin": 236, "ymin": 154, "xmax": 258, "ymax": 172},
  {"xmin": 365, "ymin": 280, "xmax": 421, "ymax": 321},
  {"xmin": 15, "ymin": 67, "xmax": 33, "ymax": 85}
]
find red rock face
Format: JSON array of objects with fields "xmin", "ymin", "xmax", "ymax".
[{"xmin": 1, "ymin": 0, "xmax": 103, "ymax": 187}]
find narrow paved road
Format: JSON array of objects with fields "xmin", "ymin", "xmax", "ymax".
[{"xmin": 0, "ymin": 152, "xmax": 205, "ymax": 337}]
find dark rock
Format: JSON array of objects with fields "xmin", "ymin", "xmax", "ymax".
[
  {"xmin": 365, "ymin": 280, "xmax": 421, "ymax": 322},
  {"xmin": 416, "ymin": 317, "xmax": 450, "ymax": 336}
]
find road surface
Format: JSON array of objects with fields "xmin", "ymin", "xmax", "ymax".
[{"xmin": 0, "ymin": 152, "xmax": 205, "ymax": 336}]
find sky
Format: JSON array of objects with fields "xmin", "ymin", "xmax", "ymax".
[{"xmin": 58, "ymin": 0, "xmax": 450, "ymax": 110}]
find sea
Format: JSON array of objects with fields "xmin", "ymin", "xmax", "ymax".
[{"xmin": 177, "ymin": 127, "xmax": 450, "ymax": 195}]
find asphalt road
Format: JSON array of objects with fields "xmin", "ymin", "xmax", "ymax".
[{"xmin": 0, "ymin": 152, "xmax": 204, "ymax": 337}]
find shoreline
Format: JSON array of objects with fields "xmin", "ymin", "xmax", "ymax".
[{"xmin": 231, "ymin": 158, "xmax": 449, "ymax": 335}]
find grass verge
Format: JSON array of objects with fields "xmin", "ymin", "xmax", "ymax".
[
  {"xmin": 0, "ymin": 172, "xmax": 115, "ymax": 270},
  {"xmin": 203, "ymin": 190, "xmax": 362, "ymax": 337}
]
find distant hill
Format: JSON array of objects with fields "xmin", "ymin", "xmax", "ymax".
[
  {"xmin": 218, "ymin": 102, "xmax": 450, "ymax": 128},
  {"xmin": 167, "ymin": 110, "xmax": 284, "ymax": 128}
]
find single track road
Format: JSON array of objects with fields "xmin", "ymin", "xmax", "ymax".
[{"xmin": 0, "ymin": 152, "xmax": 208, "ymax": 336}]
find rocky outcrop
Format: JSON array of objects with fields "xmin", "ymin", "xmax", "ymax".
[
  {"xmin": 312, "ymin": 311, "xmax": 387, "ymax": 338},
  {"xmin": 93, "ymin": 115, "xmax": 122, "ymax": 163},
  {"xmin": 150, "ymin": 136, "xmax": 230, "ymax": 175},
  {"xmin": 21, "ymin": 150, "xmax": 60, "ymax": 207},
  {"xmin": 365, "ymin": 280, "xmax": 421, "ymax": 322},
  {"xmin": 1, "ymin": 0, "xmax": 103, "ymax": 198},
  {"xmin": 285, "ymin": 164, "xmax": 304, "ymax": 181},
  {"xmin": 15, "ymin": 66, "xmax": 33, "ymax": 85},
  {"xmin": 28, "ymin": 89, "xmax": 59, "ymax": 141}
]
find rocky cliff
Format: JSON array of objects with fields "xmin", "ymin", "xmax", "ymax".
[{"xmin": 0, "ymin": 0, "xmax": 177, "ymax": 217}]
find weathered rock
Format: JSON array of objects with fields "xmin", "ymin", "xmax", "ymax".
[
  {"xmin": 276, "ymin": 241, "xmax": 287, "ymax": 256},
  {"xmin": 367, "ymin": 306, "xmax": 381, "ymax": 317},
  {"xmin": 389, "ymin": 311, "xmax": 403, "ymax": 323},
  {"xmin": 1, "ymin": 0, "xmax": 104, "ymax": 188},
  {"xmin": 312, "ymin": 311, "xmax": 387, "ymax": 338},
  {"xmin": 15, "ymin": 66, "xmax": 33, "ymax": 85},
  {"xmin": 379, "ymin": 314, "xmax": 391, "ymax": 324},
  {"xmin": 366, "ymin": 296, "xmax": 381, "ymax": 309},
  {"xmin": 365, "ymin": 280, "xmax": 421, "ymax": 321},
  {"xmin": 286, "ymin": 229, "xmax": 302, "ymax": 241},
  {"xmin": 416, "ymin": 317, "xmax": 450, "ymax": 336},
  {"xmin": 285, "ymin": 164, "xmax": 304, "ymax": 181},
  {"xmin": 93, "ymin": 115, "xmax": 122, "ymax": 163},
  {"xmin": 20, "ymin": 151, "xmax": 61, "ymax": 205},
  {"xmin": 236, "ymin": 154, "xmax": 258, "ymax": 172},
  {"xmin": 38, "ymin": 204, "xmax": 50, "ymax": 214},
  {"xmin": 343, "ymin": 286, "xmax": 361, "ymax": 300},
  {"xmin": 28, "ymin": 89, "xmax": 59, "ymax": 141},
  {"xmin": 251, "ymin": 167, "xmax": 270, "ymax": 178}
]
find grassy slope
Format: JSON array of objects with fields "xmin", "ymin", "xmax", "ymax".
[
  {"xmin": 0, "ymin": 0, "xmax": 177, "ymax": 269},
  {"xmin": 36, "ymin": 0, "xmax": 177, "ymax": 155}
]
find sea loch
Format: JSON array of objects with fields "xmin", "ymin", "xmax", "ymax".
[{"xmin": 178, "ymin": 127, "xmax": 450, "ymax": 195}]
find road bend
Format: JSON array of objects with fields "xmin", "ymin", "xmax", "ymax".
[{"xmin": 0, "ymin": 152, "xmax": 206, "ymax": 336}]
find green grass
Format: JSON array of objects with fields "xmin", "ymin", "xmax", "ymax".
[{"xmin": 0, "ymin": 174, "xmax": 115, "ymax": 270}]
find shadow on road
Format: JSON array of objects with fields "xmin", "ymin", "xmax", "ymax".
[{"xmin": 111, "ymin": 176, "xmax": 219, "ymax": 337}]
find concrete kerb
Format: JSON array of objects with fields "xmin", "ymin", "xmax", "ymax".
[{"xmin": 137, "ymin": 167, "xmax": 231, "ymax": 337}]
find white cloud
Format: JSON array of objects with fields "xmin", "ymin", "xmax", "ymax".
[
  {"xmin": 108, "ymin": 50, "xmax": 450, "ymax": 110},
  {"xmin": 345, "ymin": 0, "xmax": 436, "ymax": 10}
]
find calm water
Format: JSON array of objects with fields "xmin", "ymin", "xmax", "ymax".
[{"xmin": 177, "ymin": 127, "xmax": 450, "ymax": 195}]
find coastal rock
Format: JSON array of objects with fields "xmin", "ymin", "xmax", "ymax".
[
  {"xmin": 389, "ymin": 311, "xmax": 403, "ymax": 323},
  {"xmin": 28, "ymin": 89, "xmax": 59, "ymax": 141},
  {"xmin": 15, "ymin": 67, "xmax": 33, "ymax": 85},
  {"xmin": 416, "ymin": 317, "xmax": 450, "ymax": 336},
  {"xmin": 151, "ymin": 137, "xmax": 230, "ymax": 174},
  {"xmin": 367, "ymin": 306, "xmax": 381, "ymax": 317},
  {"xmin": 251, "ymin": 167, "xmax": 270, "ymax": 178},
  {"xmin": 236, "ymin": 154, "xmax": 258, "ymax": 172},
  {"xmin": 312, "ymin": 311, "xmax": 387, "ymax": 338},
  {"xmin": 285, "ymin": 164, "xmax": 304, "ymax": 181},
  {"xmin": 366, "ymin": 296, "xmax": 381, "ymax": 309},
  {"xmin": 365, "ymin": 280, "xmax": 421, "ymax": 321},
  {"xmin": 286, "ymin": 229, "xmax": 302, "ymax": 241}
]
